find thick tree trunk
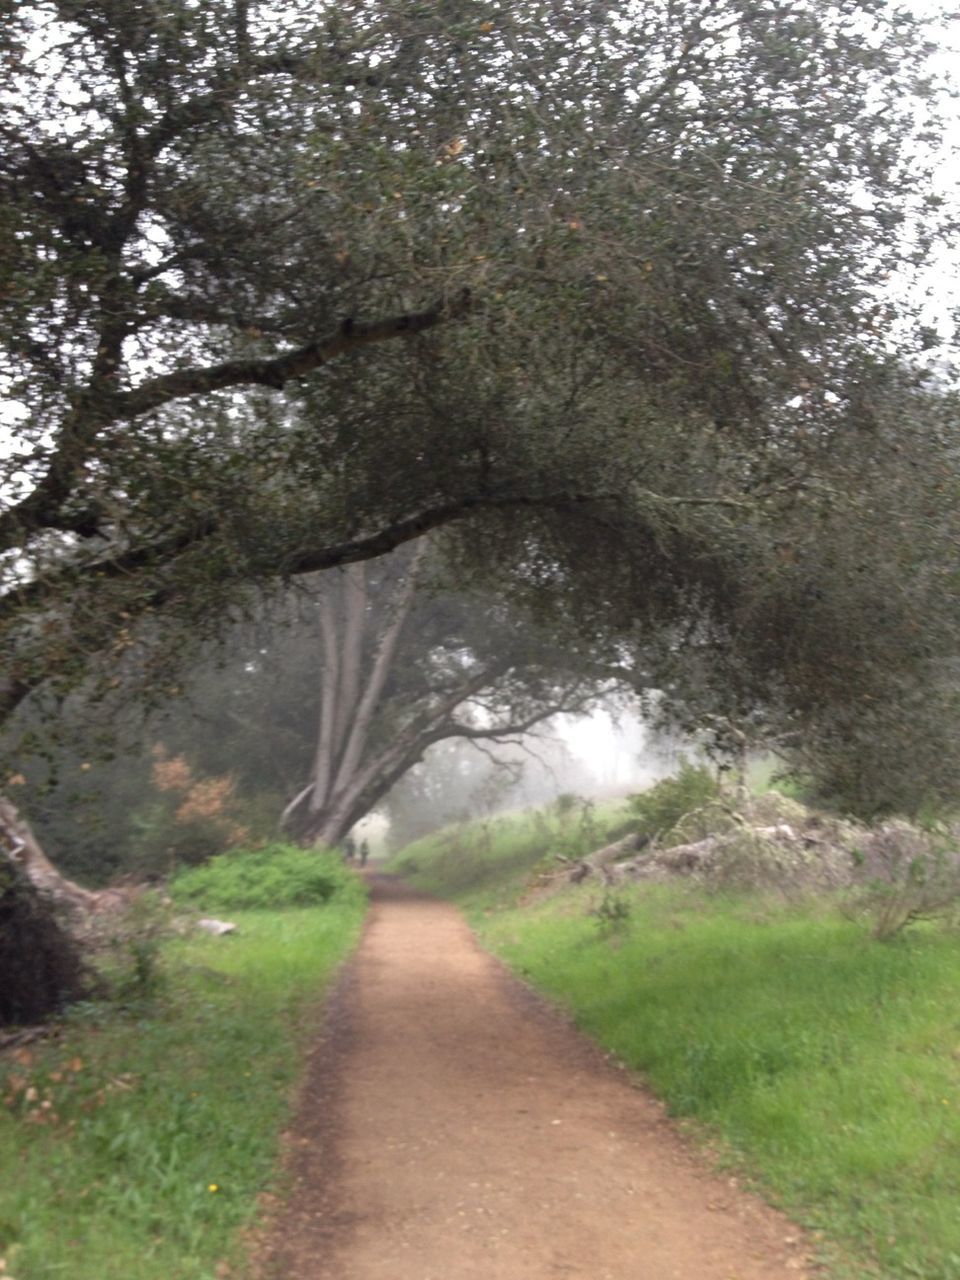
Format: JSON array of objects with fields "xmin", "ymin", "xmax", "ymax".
[
  {"xmin": 0, "ymin": 797, "xmax": 93, "ymax": 1025},
  {"xmin": 0, "ymin": 795, "xmax": 99, "ymax": 909}
]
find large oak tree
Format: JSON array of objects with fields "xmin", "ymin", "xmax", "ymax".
[{"xmin": 1, "ymin": 0, "xmax": 957, "ymax": 816}]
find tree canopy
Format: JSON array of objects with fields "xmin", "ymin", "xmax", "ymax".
[{"xmin": 2, "ymin": 0, "xmax": 958, "ymax": 815}]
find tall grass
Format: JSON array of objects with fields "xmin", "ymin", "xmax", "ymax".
[
  {"xmin": 481, "ymin": 886, "xmax": 960, "ymax": 1278},
  {"xmin": 0, "ymin": 897, "xmax": 365, "ymax": 1280}
]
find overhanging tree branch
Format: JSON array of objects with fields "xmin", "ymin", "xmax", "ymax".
[
  {"xmin": 0, "ymin": 488, "xmax": 618, "ymax": 727},
  {"xmin": 0, "ymin": 292, "xmax": 472, "ymax": 552},
  {"xmin": 114, "ymin": 292, "xmax": 472, "ymax": 419},
  {"xmin": 0, "ymin": 483, "xmax": 616, "ymax": 626}
]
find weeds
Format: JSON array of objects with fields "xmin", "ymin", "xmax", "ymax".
[
  {"xmin": 97, "ymin": 892, "xmax": 172, "ymax": 1005},
  {"xmin": 590, "ymin": 889, "xmax": 632, "ymax": 937}
]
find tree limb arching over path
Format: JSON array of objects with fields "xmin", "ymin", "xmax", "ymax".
[{"xmin": 256, "ymin": 877, "xmax": 812, "ymax": 1280}]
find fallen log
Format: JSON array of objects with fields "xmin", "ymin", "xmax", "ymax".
[{"xmin": 567, "ymin": 832, "xmax": 647, "ymax": 884}]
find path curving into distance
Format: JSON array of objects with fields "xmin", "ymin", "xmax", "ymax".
[{"xmin": 255, "ymin": 875, "xmax": 813, "ymax": 1280}]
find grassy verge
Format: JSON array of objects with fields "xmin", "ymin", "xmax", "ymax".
[
  {"xmin": 0, "ymin": 895, "xmax": 365, "ymax": 1280},
  {"xmin": 479, "ymin": 884, "xmax": 960, "ymax": 1279},
  {"xmin": 386, "ymin": 797, "xmax": 628, "ymax": 909}
]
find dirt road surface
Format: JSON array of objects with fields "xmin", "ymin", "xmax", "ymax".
[{"xmin": 256, "ymin": 876, "xmax": 814, "ymax": 1280}]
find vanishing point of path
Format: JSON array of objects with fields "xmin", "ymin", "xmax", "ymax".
[{"xmin": 256, "ymin": 876, "xmax": 814, "ymax": 1280}]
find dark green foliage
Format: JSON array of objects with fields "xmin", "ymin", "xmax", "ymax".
[
  {"xmin": 129, "ymin": 806, "xmax": 233, "ymax": 877},
  {"xmin": 2, "ymin": 0, "xmax": 958, "ymax": 841},
  {"xmin": 169, "ymin": 843, "xmax": 362, "ymax": 912},
  {"xmin": 628, "ymin": 763, "xmax": 719, "ymax": 842}
]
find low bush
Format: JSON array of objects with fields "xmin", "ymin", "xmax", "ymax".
[
  {"xmin": 91, "ymin": 891, "xmax": 175, "ymax": 1006},
  {"xmin": 170, "ymin": 843, "xmax": 361, "ymax": 911},
  {"xmin": 845, "ymin": 821, "xmax": 960, "ymax": 940},
  {"xmin": 628, "ymin": 761, "xmax": 719, "ymax": 844}
]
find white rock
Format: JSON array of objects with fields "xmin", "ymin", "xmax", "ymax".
[{"xmin": 196, "ymin": 918, "xmax": 237, "ymax": 936}]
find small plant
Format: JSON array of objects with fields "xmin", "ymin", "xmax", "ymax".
[
  {"xmin": 90, "ymin": 890, "xmax": 173, "ymax": 1005},
  {"xmin": 536, "ymin": 795, "xmax": 605, "ymax": 863},
  {"xmin": 169, "ymin": 843, "xmax": 362, "ymax": 911},
  {"xmin": 591, "ymin": 888, "xmax": 632, "ymax": 936}
]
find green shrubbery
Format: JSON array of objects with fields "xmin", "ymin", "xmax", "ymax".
[
  {"xmin": 627, "ymin": 761, "xmax": 718, "ymax": 843},
  {"xmin": 170, "ymin": 843, "xmax": 361, "ymax": 911}
]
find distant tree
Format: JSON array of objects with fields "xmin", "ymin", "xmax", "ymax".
[
  {"xmin": 278, "ymin": 543, "xmax": 605, "ymax": 846},
  {"xmin": 144, "ymin": 540, "xmax": 604, "ymax": 847}
]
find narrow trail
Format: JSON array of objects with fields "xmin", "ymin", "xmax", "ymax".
[{"xmin": 256, "ymin": 876, "xmax": 814, "ymax": 1280}]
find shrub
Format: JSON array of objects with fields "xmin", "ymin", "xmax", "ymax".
[
  {"xmin": 169, "ymin": 843, "xmax": 361, "ymax": 912},
  {"xmin": 628, "ymin": 761, "xmax": 719, "ymax": 843},
  {"xmin": 845, "ymin": 822, "xmax": 960, "ymax": 940},
  {"xmin": 590, "ymin": 888, "xmax": 632, "ymax": 937},
  {"xmin": 130, "ymin": 802, "xmax": 234, "ymax": 875},
  {"xmin": 95, "ymin": 891, "xmax": 173, "ymax": 1004},
  {"xmin": 128, "ymin": 747, "xmax": 251, "ymax": 877}
]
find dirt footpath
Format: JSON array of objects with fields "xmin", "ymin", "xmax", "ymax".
[{"xmin": 256, "ymin": 876, "xmax": 814, "ymax": 1280}]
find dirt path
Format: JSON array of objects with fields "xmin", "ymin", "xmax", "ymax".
[{"xmin": 256, "ymin": 876, "xmax": 815, "ymax": 1280}]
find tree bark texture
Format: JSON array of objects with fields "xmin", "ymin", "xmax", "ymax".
[{"xmin": 0, "ymin": 797, "xmax": 93, "ymax": 1025}]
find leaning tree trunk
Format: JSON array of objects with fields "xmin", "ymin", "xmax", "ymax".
[
  {"xmin": 0, "ymin": 797, "xmax": 93, "ymax": 1026},
  {"xmin": 0, "ymin": 795, "xmax": 99, "ymax": 910}
]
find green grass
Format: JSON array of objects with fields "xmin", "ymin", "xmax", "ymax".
[
  {"xmin": 0, "ymin": 896, "xmax": 365, "ymax": 1280},
  {"xmin": 478, "ymin": 884, "xmax": 960, "ymax": 1278},
  {"xmin": 386, "ymin": 798, "xmax": 628, "ymax": 909}
]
